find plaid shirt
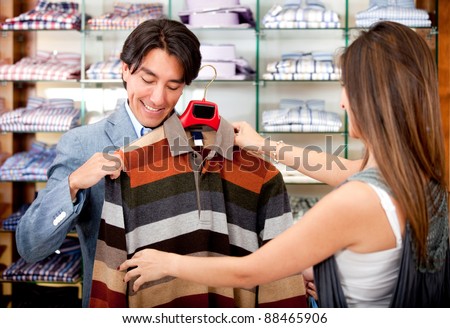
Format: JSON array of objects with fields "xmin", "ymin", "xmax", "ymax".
[
  {"xmin": 0, "ymin": 96, "xmax": 80, "ymax": 132},
  {"xmin": 262, "ymin": 2, "xmax": 341, "ymax": 29},
  {"xmin": 2, "ymin": 204, "xmax": 31, "ymax": 231},
  {"xmin": 1, "ymin": 0, "xmax": 81, "ymax": 30},
  {"xmin": 88, "ymin": 2, "xmax": 163, "ymax": 30},
  {"xmin": 86, "ymin": 58, "xmax": 122, "ymax": 80},
  {"xmin": 2, "ymin": 237, "xmax": 81, "ymax": 283},
  {"xmin": 0, "ymin": 141, "xmax": 56, "ymax": 181},
  {"xmin": 0, "ymin": 50, "xmax": 81, "ymax": 80}
]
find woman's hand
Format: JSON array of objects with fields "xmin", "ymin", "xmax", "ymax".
[
  {"xmin": 232, "ymin": 121, "xmax": 266, "ymax": 152},
  {"xmin": 303, "ymin": 267, "xmax": 318, "ymax": 301},
  {"xmin": 119, "ymin": 249, "xmax": 173, "ymax": 292}
]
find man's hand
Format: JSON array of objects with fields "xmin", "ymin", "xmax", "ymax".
[{"xmin": 68, "ymin": 152, "xmax": 123, "ymax": 198}]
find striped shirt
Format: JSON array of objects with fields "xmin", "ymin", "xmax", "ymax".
[{"xmin": 90, "ymin": 113, "xmax": 306, "ymax": 307}]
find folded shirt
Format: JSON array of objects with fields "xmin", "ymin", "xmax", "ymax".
[
  {"xmin": 262, "ymin": 124, "xmax": 341, "ymax": 132},
  {"xmin": 0, "ymin": 50, "xmax": 81, "ymax": 81},
  {"xmin": 86, "ymin": 58, "xmax": 122, "ymax": 80},
  {"xmin": 262, "ymin": 98, "xmax": 342, "ymax": 132},
  {"xmin": 2, "ymin": 204, "xmax": 31, "ymax": 231},
  {"xmin": 0, "ymin": 97, "xmax": 80, "ymax": 132},
  {"xmin": 262, "ymin": 1, "xmax": 340, "ymax": 29},
  {"xmin": 87, "ymin": 2, "xmax": 163, "ymax": 30},
  {"xmin": 1, "ymin": 0, "xmax": 82, "ymax": 30},
  {"xmin": 263, "ymin": 72, "xmax": 340, "ymax": 81},
  {"xmin": 264, "ymin": 52, "xmax": 340, "ymax": 81},
  {"xmin": 355, "ymin": 5, "xmax": 431, "ymax": 27},
  {"xmin": 2, "ymin": 237, "xmax": 82, "ymax": 283},
  {"xmin": 0, "ymin": 141, "xmax": 56, "ymax": 181}
]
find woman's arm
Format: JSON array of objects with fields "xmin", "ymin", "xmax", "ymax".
[{"xmin": 232, "ymin": 121, "xmax": 362, "ymax": 186}]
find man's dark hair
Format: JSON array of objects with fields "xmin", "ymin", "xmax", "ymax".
[{"xmin": 120, "ymin": 18, "xmax": 202, "ymax": 88}]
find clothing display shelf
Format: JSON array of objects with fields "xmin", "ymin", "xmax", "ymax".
[
  {"xmin": 0, "ymin": 0, "xmax": 86, "ymax": 307},
  {"xmin": 80, "ymin": 0, "xmax": 259, "ymax": 125},
  {"xmin": 0, "ymin": 0, "xmax": 440, "ymax": 164},
  {"xmin": 256, "ymin": 0, "xmax": 438, "ymax": 170}
]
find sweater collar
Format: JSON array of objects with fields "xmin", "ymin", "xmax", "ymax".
[{"xmin": 163, "ymin": 113, "xmax": 234, "ymax": 161}]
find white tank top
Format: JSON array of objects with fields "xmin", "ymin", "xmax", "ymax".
[{"xmin": 335, "ymin": 183, "xmax": 403, "ymax": 307}]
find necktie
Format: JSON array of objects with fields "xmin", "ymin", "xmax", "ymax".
[{"xmin": 140, "ymin": 127, "xmax": 151, "ymax": 136}]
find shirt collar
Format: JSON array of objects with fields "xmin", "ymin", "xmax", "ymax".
[
  {"xmin": 163, "ymin": 113, "xmax": 234, "ymax": 161},
  {"xmin": 124, "ymin": 100, "xmax": 148, "ymax": 138}
]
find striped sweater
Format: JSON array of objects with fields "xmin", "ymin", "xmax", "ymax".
[{"xmin": 90, "ymin": 114, "xmax": 306, "ymax": 307}]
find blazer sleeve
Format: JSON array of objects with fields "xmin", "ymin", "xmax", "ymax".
[{"xmin": 15, "ymin": 129, "xmax": 87, "ymax": 263}]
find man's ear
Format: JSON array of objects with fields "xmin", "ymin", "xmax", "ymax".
[{"xmin": 122, "ymin": 62, "xmax": 130, "ymax": 81}]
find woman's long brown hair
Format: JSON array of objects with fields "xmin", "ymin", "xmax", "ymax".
[{"xmin": 339, "ymin": 21, "xmax": 447, "ymax": 261}]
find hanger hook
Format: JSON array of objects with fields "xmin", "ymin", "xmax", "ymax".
[{"xmin": 199, "ymin": 64, "xmax": 217, "ymax": 100}]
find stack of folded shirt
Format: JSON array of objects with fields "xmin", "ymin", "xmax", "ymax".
[
  {"xmin": 198, "ymin": 44, "xmax": 255, "ymax": 80},
  {"xmin": 0, "ymin": 141, "xmax": 56, "ymax": 182},
  {"xmin": 1, "ymin": 204, "xmax": 31, "ymax": 231},
  {"xmin": 262, "ymin": 98, "xmax": 342, "ymax": 132},
  {"xmin": 263, "ymin": 52, "xmax": 340, "ymax": 81},
  {"xmin": 1, "ymin": 0, "xmax": 82, "ymax": 30},
  {"xmin": 356, "ymin": 0, "xmax": 431, "ymax": 27},
  {"xmin": 262, "ymin": 0, "xmax": 340, "ymax": 29},
  {"xmin": 179, "ymin": 0, "xmax": 255, "ymax": 28},
  {"xmin": 0, "ymin": 97, "xmax": 80, "ymax": 132},
  {"xmin": 86, "ymin": 55, "xmax": 122, "ymax": 80},
  {"xmin": 87, "ymin": 2, "xmax": 163, "ymax": 30},
  {"xmin": 0, "ymin": 50, "xmax": 81, "ymax": 81},
  {"xmin": 1, "ymin": 237, "xmax": 82, "ymax": 283}
]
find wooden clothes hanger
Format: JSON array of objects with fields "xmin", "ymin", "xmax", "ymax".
[{"xmin": 179, "ymin": 65, "xmax": 220, "ymax": 131}]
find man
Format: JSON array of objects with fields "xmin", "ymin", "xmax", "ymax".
[{"xmin": 15, "ymin": 18, "xmax": 202, "ymax": 308}]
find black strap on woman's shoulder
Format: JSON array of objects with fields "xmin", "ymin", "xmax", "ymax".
[{"xmin": 313, "ymin": 256, "xmax": 348, "ymax": 308}]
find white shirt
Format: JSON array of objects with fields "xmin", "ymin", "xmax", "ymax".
[
  {"xmin": 124, "ymin": 101, "xmax": 150, "ymax": 138},
  {"xmin": 335, "ymin": 183, "xmax": 403, "ymax": 307}
]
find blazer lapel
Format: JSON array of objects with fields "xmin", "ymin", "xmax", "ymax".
[{"xmin": 104, "ymin": 102, "xmax": 137, "ymax": 148}]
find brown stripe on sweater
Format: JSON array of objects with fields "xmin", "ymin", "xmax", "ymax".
[{"xmin": 128, "ymin": 277, "xmax": 257, "ymax": 308}]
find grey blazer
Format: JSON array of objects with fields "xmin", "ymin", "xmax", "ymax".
[{"xmin": 15, "ymin": 103, "xmax": 138, "ymax": 307}]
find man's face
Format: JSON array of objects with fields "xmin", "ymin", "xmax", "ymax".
[{"xmin": 122, "ymin": 48, "xmax": 185, "ymax": 128}]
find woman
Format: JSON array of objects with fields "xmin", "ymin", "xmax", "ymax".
[{"xmin": 119, "ymin": 21, "xmax": 450, "ymax": 307}]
